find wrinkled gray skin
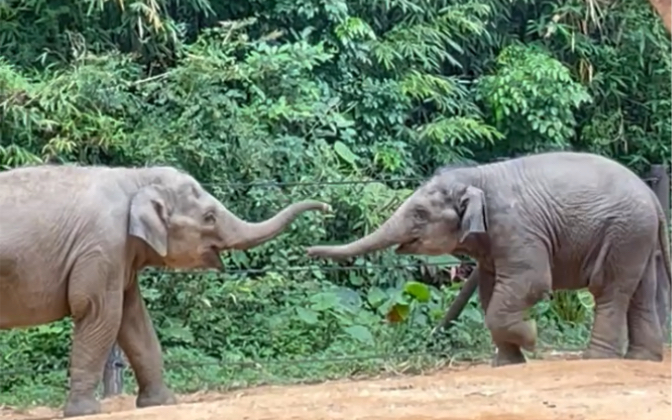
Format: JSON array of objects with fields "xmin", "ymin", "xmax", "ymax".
[
  {"xmin": 307, "ymin": 152, "xmax": 671, "ymax": 366},
  {"xmin": 435, "ymin": 185, "xmax": 672, "ymax": 346},
  {"xmin": 0, "ymin": 164, "xmax": 330, "ymax": 418}
]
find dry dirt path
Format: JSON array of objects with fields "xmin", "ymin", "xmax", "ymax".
[{"xmin": 3, "ymin": 354, "xmax": 670, "ymax": 420}]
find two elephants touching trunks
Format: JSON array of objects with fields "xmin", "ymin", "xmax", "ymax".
[
  {"xmin": 307, "ymin": 151, "xmax": 671, "ymax": 366},
  {"xmin": 0, "ymin": 164, "xmax": 331, "ymax": 417},
  {"xmin": 0, "ymin": 151, "xmax": 669, "ymax": 418}
]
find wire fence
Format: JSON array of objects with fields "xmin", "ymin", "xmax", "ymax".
[
  {"xmin": 202, "ymin": 176, "xmax": 428, "ymax": 189},
  {"xmin": 1, "ymin": 163, "xmax": 668, "ymax": 402},
  {"xmin": 146, "ymin": 261, "xmax": 464, "ymax": 276},
  {"xmin": 200, "ymin": 175, "xmax": 661, "ymax": 189}
]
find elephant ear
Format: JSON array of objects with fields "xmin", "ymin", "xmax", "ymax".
[
  {"xmin": 459, "ymin": 185, "xmax": 487, "ymax": 243},
  {"xmin": 128, "ymin": 186, "xmax": 169, "ymax": 257}
]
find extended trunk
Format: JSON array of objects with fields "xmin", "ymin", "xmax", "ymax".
[
  {"xmin": 306, "ymin": 201, "xmax": 411, "ymax": 259},
  {"xmin": 224, "ymin": 200, "xmax": 329, "ymax": 250}
]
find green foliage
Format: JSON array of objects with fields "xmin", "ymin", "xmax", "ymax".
[
  {"xmin": 0, "ymin": 0, "xmax": 670, "ymax": 408},
  {"xmin": 477, "ymin": 44, "xmax": 592, "ymax": 154},
  {"xmin": 524, "ymin": 0, "xmax": 672, "ymax": 172}
]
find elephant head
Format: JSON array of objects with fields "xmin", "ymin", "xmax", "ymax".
[
  {"xmin": 128, "ymin": 167, "xmax": 331, "ymax": 270},
  {"xmin": 306, "ymin": 169, "xmax": 487, "ymax": 259}
]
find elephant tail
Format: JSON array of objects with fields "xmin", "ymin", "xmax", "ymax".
[
  {"xmin": 657, "ymin": 202, "xmax": 672, "ymax": 294},
  {"xmin": 655, "ymin": 200, "xmax": 672, "ymax": 337},
  {"xmin": 432, "ymin": 268, "xmax": 479, "ymax": 335}
]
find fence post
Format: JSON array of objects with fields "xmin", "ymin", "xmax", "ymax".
[
  {"xmin": 102, "ymin": 343, "xmax": 125, "ymax": 398},
  {"xmin": 648, "ymin": 163, "xmax": 671, "ymax": 225},
  {"xmin": 646, "ymin": 164, "xmax": 671, "ymax": 340}
]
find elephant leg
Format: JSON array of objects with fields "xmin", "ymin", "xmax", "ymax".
[
  {"xmin": 64, "ymin": 262, "xmax": 123, "ymax": 418},
  {"xmin": 583, "ymin": 222, "xmax": 660, "ymax": 360},
  {"xmin": 583, "ymin": 289, "xmax": 630, "ymax": 359},
  {"xmin": 117, "ymin": 280, "xmax": 176, "ymax": 409},
  {"xmin": 485, "ymin": 247, "xmax": 551, "ymax": 367},
  {"xmin": 583, "ymin": 261, "xmax": 645, "ymax": 360},
  {"xmin": 481, "ymin": 281, "xmax": 527, "ymax": 366},
  {"xmin": 625, "ymin": 254, "xmax": 664, "ymax": 361},
  {"xmin": 476, "ymin": 263, "xmax": 496, "ymax": 314},
  {"xmin": 476, "ymin": 265, "xmax": 525, "ymax": 366}
]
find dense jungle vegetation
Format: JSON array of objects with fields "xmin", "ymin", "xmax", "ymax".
[{"xmin": 0, "ymin": 0, "xmax": 670, "ymax": 407}]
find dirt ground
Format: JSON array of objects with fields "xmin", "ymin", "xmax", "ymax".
[{"xmin": 2, "ymin": 352, "xmax": 670, "ymax": 420}]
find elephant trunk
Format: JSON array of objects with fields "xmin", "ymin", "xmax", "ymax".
[
  {"xmin": 223, "ymin": 200, "xmax": 331, "ymax": 250},
  {"xmin": 307, "ymin": 203, "xmax": 409, "ymax": 259}
]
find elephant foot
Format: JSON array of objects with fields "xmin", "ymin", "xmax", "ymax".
[
  {"xmin": 489, "ymin": 319, "xmax": 537, "ymax": 354},
  {"xmin": 136, "ymin": 385, "xmax": 177, "ymax": 409},
  {"xmin": 624, "ymin": 346, "xmax": 663, "ymax": 362},
  {"xmin": 63, "ymin": 395, "xmax": 101, "ymax": 418},
  {"xmin": 582, "ymin": 346, "xmax": 622, "ymax": 360},
  {"xmin": 491, "ymin": 344, "xmax": 527, "ymax": 367},
  {"xmin": 521, "ymin": 318, "xmax": 538, "ymax": 352}
]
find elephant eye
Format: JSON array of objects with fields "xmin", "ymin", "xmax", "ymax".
[
  {"xmin": 203, "ymin": 212, "xmax": 216, "ymax": 224},
  {"xmin": 414, "ymin": 207, "xmax": 429, "ymax": 221}
]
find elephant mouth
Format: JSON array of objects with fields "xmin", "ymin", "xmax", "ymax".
[
  {"xmin": 395, "ymin": 239, "xmax": 419, "ymax": 254},
  {"xmin": 201, "ymin": 246, "xmax": 225, "ymax": 271}
]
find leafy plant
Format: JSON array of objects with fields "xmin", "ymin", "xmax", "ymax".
[{"xmin": 476, "ymin": 43, "xmax": 593, "ymax": 155}]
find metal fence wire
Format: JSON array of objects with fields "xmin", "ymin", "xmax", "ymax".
[
  {"xmin": 201, "ymin": 176, "xmax": 660, "ymax": 189},
  {"xmin": 1, "ymin": 164, "xmax": 668, "ymax": 399}
]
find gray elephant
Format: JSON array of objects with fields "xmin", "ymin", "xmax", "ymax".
[
  {"xmin": 306, "ymin": 151, "xmax": 671, "ymax": 366},
  {"xmin": 0, "ymin": 164, "xmax": 330, "ymax": 417}
]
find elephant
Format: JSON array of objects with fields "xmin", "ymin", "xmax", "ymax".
[
  {"xmin": 306, "ymin": 151, "xmax": 671, "ymax": 367},
  {"xmin": 0, "ymin": 164, "xmax": 331, "ymax": 417}
]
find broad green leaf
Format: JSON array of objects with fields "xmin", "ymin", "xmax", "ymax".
[
  {"xmin": 461, "ymin": 306, "xmax": 484, "ymax": 323},
  {"xmin": 343, "ymin": 325, "xmax": 373, "ymax": 344},
  {"xmin": 335, "ymin": 286, "xmax": 362, "ymax": 312},
  {"xmin": 393, "ymin": 290, "xmax": 410, "ymax": 305},
  {"xmin": 309, "ymin": 291, "xmax": 339, "ymax": 311},
  {"xmin": 348, "ymin": 273, "xmax": 364, "ymax": 286},
  {"xmin": 334, "ymin": 141, "xmax": 358, "ymax": 166},
  {"xmin": 295, "ymin": 307, "xmax": 319, "ymax": 324},
  {"xmin": 403, "ymin": 281, "xmax": 431, "ymax": 302},
  {"xmin": 332, "ymin": 310, "xmax": 354, "ymax": 326},
  {"xmin": 367, "ymin": 286, "xmax": 388, "ymax": 307}
]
